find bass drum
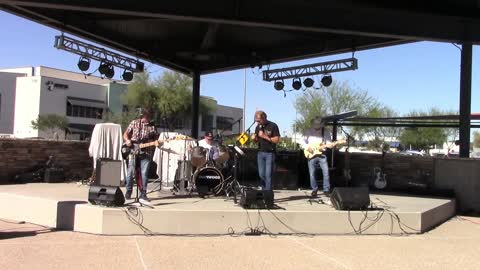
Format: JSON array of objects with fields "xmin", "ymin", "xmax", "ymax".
[
  {"xmin": 193, "ymin": 166, "xmax": 224, "ymax": 196},
  {"xmin": 191, "ymin": 146, "xmax": 207, "ymax": 168}
]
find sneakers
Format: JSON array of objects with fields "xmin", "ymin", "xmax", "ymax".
[
  {"xmin": 311, "ymin": 189, "xmax": 318, "ymax": 198},
  {"xmin": 125, "ymin": 190, "xmax": 132, "ymax": 200},
  {"xmin": 323, "ymin": 190, "xmax": 331, "ymax": 197},
  {"xmin": 139, "ymin": 195, "xmax": 152, "ymax": 205},
  {"xmin": 139, "ymin": 194, "xmax": 150, "ymax": 201}
]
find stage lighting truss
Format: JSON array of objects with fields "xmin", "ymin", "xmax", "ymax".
[
  {"xmin": 262, "ymin": 57, "xmax": 357, "ymax": 82},
  {"xmin": 54, "ymin": 35, "xmax": 144, "ymax": 79}
]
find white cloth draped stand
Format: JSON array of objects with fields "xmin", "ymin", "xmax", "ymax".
[
  {"xmin": 88, "ymin": 123, "xmax": 125, "ymax": 181},
  {"xmin": 152, "ymin": 132, "xmax": 196, "ymax": 187}
]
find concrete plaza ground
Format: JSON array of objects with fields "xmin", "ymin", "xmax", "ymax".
[{"xmin": 1, "ymin": 215, "xmax": 479, "ymax": 270}]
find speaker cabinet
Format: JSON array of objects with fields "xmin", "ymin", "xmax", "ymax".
[
  {"xmin": 330, "ymin": 187, "xmax": 370, "ymax": 210},
  {"xmin": 88, "ymin": 185, "xmax": 125, "ymax": 207},
  {"xmin": 95, "ymin": 159, "xmax": 121, "ymax": 186},
  {"xmin": 240, "ymin": 189, "xmax": 274, "ymax": 209}
]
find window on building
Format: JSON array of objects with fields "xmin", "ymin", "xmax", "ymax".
[
  {"xmin": 66, "ymin": 102, "xmax": 103, "ymax": 119},
  {"xmin": 202, "ymin": 114, "xmax": 214, "ymax": 132},
  {"xmin": 216, "ymin": 116, "xmax": 234, "ymax": 131}
]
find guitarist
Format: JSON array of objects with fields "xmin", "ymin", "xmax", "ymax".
[
  {"xmin": 303, "ymin": 120, "xmax": 331, "ymax": 198},
  {"xmin": 123, "ymin": 107, "xmax": 162, "ymax": 203}
]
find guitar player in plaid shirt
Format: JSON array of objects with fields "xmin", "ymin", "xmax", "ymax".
[{"xmin": 123, "ymin": 107, "xmax": 162, "ymax": 203}]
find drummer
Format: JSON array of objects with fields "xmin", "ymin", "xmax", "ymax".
[{"xmin": 198, "ymin": 131, "xmax": 219, "ymax": 162}]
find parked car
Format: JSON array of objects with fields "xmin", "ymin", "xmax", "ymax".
[{"xmin": 398, "ymin": 150, "xmax": 426, "ymax": 156}]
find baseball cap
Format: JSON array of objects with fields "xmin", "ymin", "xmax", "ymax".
[{"xmin": 205, "ymin": 131, "xmax": 214, "ymax": 139}]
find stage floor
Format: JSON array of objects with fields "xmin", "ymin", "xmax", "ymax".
[{"xmin": 0, "ymin": 182, "xmax": 455, "ymax": 235}]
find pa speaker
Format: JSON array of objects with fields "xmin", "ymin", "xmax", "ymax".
[
  {"xmin": 95, "ymin": 159, "xmax": 121, "ymax": 186},
  {"xmin": 240, "ymin": 189, "xmax": 274, "ymax": 209},
  {"xmin": 330, "ymin": 187, "xmax": 370, "ymax": 210},
  {"xmin": 88, "ymin": 185, "xmax": 125, "ymax": 207}
]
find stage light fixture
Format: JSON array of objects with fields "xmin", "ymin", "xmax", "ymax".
[
  {"xmin": 321, "ymin": 75, "xmax": 333, "ymax": 87},
  {"xmin": 292, "ymin": 78, "xmax": 302, "ymax": 90},
  {"xmin": 99, "ymin": 61, "xmax": 109, "ymax": 75},
  {"xmin": 122, "ymin": 69, "xmax": 134, "ymax": 81},
  {"xmin": 105, "ymin": 65, "xmax": 115, "ymax": 79},
  {"xmin": 303, "ymin": 78, "xmax": 314, "ymax": 88},
  {"xmin": 77, "ymin": 57, "xmax": 90, "ymax": 72},
  {"xmin": 274, "ymin": 80, "xmax": 284, "ymax": 91}
]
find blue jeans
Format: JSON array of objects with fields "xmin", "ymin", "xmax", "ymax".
[
  {"xmin": 308, "ymin": 156, "xmax": 330, "ymax": 192},
  {"xmin": 257, "ymin": 151, "xmax": 275, "ymax": 190},
  {"xmin": 126, "ymin": 156, "xmax": 151, "ymax": 197}
]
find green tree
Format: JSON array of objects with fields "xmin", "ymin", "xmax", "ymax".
[
  {"xmin": 293, "ymin": 80, "xmax": 395, "ymax": 147},
  {"xmin": 399, "ymin": 108, "xmax": 448, "ymax": 152},
  {"xmin": 364, "ymin": 105, "xmax": 401, "ymax": 151},
  {"xmin": 31, "ymin": 114, "xmax": 69, "ymax": 139},
  {"xmin": 103, "ymin": 110, "xmax": 139, "ymax": 131},
  {"xmin": 123, "ymin": 72, "xmax": 159, "ymax": 110},
  {"xmin": 122, "ymin": 70, "xmax": 214, "ymax": 131},
  {"xmin": 156, "ymin": 71, "xmax": 215, "ymax": 130},
  {"xmin": 473, "ymin": 131, "xmax": 480, "ymax": 148}
]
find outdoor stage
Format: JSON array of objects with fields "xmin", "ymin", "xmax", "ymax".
[{"xmin": 0, "ymin": 182, "xmax": 455, "ymax": 236}]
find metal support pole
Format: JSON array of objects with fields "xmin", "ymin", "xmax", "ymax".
[
  {"xmin": 191, "ymin": 71, "xmax": 201, "ymax": 139},
  {"xmin": 459, "ymin": 43, "xmax": 472, "ymax": 158}
]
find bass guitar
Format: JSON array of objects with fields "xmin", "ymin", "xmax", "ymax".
[{"xmin": 303, "ymin": 139, "xmax": 346, "ymax": 159}]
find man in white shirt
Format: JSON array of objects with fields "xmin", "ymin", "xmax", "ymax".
[
  {"xmin": 302, "ymin": 120, "xmax": 331, "ymax": 198},
  {"xmin": 197, "ymin": 131, "xmax": 219, "ymax": 162}
]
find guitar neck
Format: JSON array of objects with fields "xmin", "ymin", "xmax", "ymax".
[{"xmin": 139, "ymin": 141, "xmax": 157, "ymax": 149}]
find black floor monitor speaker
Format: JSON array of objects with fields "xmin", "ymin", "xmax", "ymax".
[
  {"xmin": 240, "ymin": 189, "xmax": 274, "ymax": 209},
  {"xmin": 330, "ymin": 187, "xmax": 370, "ymax": 210},
  {"xmin": 88, "ymin": 185, "xmax": 125, "ymax": 207}
]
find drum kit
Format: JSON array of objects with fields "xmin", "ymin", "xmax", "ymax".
[{"xmin": 166, "ymin": 134, "xmax": 244, "ymax": 201}]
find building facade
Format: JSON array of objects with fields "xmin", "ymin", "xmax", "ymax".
[{"xmin": 0, "ymin": 66, "xmax": 243, "ymax": 140}]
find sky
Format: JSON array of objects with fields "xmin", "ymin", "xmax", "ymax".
[{"xmin": 1, "ymin": 11, "xmax": 479, "ymax": 136}]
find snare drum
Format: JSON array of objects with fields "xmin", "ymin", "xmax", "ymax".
[
  {"xmin": 191, "ymin": 146, "xmax": 207, "ymax": 168},
  {"xmin": 193, "ymin": 166, "xmax": 224, "ymax": 196}
]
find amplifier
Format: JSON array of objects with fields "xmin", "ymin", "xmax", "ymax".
[
  {"xmin": 239, "ymin": 188, "xmax": 274, "ymax": 209},
  {"xmin": 44, "ymin": 168, "xmax": 65, "ymax": 183},
  {"xmin": 95, "ymin": 159, "xmax": 121, "ymax": 186}
]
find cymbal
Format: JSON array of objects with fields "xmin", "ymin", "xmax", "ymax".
[
  {"xmin": 174, "ymin": 135, "xmax": 197, "ymax": 141},
  {"xmin": 159, "ymin": 147, "xmax": 180, "ymax": 155}
]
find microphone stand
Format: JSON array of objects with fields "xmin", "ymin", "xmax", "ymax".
[{"xmin": 224, "ymin": 120, "xmax": 255, "ymax": 204}]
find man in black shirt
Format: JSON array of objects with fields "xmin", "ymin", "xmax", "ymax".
[{"xmin": 251, "ymin": 111, "xmax": 280, "ymax": 190}]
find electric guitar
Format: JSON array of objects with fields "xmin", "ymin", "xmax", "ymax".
[
  {"xmin": 303, "ymin": 139, "xmax": 346, "ymax": 159},
  {"xmin": 373, "ymin": 151, "xmax": 387, "ymax": 189},
  {"xmin": 373, "ymin": 167, "xmax": 387, "ymax": 189},
  {"xmin": 121, "ymin": 135, "xmax": 193, "ymax": 159}
]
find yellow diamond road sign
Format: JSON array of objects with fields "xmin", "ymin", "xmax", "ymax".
[{"xmin": 237, "ymin": 132, "xmax": 249, "ymax": 145}]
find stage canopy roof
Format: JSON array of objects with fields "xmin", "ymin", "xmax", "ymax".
[{"xmin": 2, "ymin": 0, "xmax": 480, "ymax": 74}]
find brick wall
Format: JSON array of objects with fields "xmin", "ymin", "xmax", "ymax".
[{"xmin": 0, "ymin": 138, "xmax": 92, "ymax": 184}]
